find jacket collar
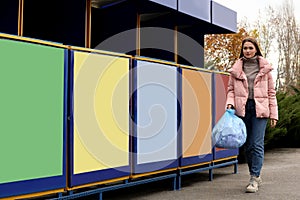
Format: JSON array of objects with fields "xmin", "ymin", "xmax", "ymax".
[{"xmin": 228, "ymin": 56, "xmax": 273, "ymax": 80}]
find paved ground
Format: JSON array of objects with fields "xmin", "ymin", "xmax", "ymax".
[{"xmin": 95, "ymin": 148, "xmax": 300, "ymax": 200}]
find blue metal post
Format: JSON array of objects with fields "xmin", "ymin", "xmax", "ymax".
[{"xmin": 175, "ymin": 170, "xmax": 181, "ymax": 190}]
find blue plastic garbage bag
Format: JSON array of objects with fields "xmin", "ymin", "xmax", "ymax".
[{"xmin": 212, "ymin": 109, "xmax": 247, "ymax": 149}]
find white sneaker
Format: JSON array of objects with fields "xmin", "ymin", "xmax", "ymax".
[{"xmin": 246, "ymin": 176, "xmax": 262, "ymax": 193}]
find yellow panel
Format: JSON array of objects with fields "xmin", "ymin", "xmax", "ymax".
[
  {"xmin": 182, "ymin": 70, "xmax": 212, "ymax": 158},
  {"xmin": 73, "ymin": 51, "xmax": 129, "ymax": 174}
]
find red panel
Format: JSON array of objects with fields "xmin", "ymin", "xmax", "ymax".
[
  {"xmin": 214, "ymin": 74, "xmax": 229, "ymax": 152},
  {"xmin": 215, "ymin": 74, "xmax": 229, "ymax": 122}
]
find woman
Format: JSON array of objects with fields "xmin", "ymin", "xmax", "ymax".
[{"xmin": 226, "ymin": 37, "xmax": 278, "ymax": 193}]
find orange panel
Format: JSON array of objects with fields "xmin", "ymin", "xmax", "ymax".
[{"xmin": 182, "ymin": 69, "xmax": 212, "ymax": 158}]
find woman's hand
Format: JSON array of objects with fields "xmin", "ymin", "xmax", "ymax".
[
  {"xmin": 227, "ymin": 104, "xmax": 233, "ymax": 109},
  {"xmin": 270, "ymin": 119, "xmax": 277, "ymax": 128}
]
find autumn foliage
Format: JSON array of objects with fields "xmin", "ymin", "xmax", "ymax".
[{"xmin": 204, "ymin": 27, "xmax": 258, "ymax": 71}]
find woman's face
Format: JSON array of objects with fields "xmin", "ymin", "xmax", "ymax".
[{"xmin": 243, "ymin": 41, "xmax": 257, "ymax": 58}]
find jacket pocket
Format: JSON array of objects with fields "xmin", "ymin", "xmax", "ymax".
[{"xmin": 255, "ymin": 98, "xmax": 269, "ymax": 118}]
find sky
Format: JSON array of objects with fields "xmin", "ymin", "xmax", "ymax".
[{"xmin": 213, "ymin": 0, "xmax": 300, "ymax": 23}]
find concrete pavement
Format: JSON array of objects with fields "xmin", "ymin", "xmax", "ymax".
[{"xmin": 101, "ymin": 148, "xmax": 300, "ymax": 200}]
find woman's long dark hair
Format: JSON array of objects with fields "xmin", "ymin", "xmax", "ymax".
[{"xmin": 239, "ymin": 37, "xmax": 263, "ymax": 58}]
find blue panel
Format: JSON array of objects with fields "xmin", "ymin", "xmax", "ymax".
[
  {"xmin": 181, "ymin": 154, "xmax": 213, "ymax": 167},
  {"xmin": 0, "ymin": 0, "xmax": 19, "ymax": 35},
  {"xmin": 136, "ymin": 60, "xmax": 178, "ymax": 166},
  {"xmin": 0, "ymin": 176, "xmax": 65, "ymax": 198},
  {"xmin": 215, "ymin": 149, "xmax": 239, "ymax": 160},
  {"xmin": 133, "ymin": 160, "xmax": 178, "ymax": 174},
  {"xmin": 212, "ymin": 1, "xmax": 237, "ymax": 32},
  {"xmin": 149, "ymin": 0, "xmax": 177, "ymax": 10},
  {"xmin": 70, "ymin": 166, "xmax": 130, "ymax": 187},
  {"xmin": 178, "ymin": 0, "xmax": 210, "ymax": 22}
]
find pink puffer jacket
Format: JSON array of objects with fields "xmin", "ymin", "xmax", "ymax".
[{"xmin": 226, "ymin": 56, "xmax": 278, "ymax": 120}]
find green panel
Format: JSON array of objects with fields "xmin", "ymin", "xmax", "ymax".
[{"xmin": 0, "ymin": 39, "xmax": 64, "ymax": 184}]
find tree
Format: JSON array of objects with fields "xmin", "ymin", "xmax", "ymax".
[
  {"xmin": 265, "ymin": 88, "xmax": 300, "ymax": 148},
  {"xmin": 269, "ymin": 0, "xmax": 300, "ymax": 91},
  {"xmin": 254, "ymin": 6, "xmax": 276, "ymax": 59}
]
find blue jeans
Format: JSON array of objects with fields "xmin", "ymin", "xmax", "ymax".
[{"xmin": 241, "ymin": 99, "xmax": 268, "ymax": 177}]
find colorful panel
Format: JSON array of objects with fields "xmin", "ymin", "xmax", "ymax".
[
  {"xmin": 0, "ymin": 39, "xmax": 65, "ymax": 197},
  {"xmin": 213, "ymin": 73, "xmax": 238, "ymax": 158},
  {"xmin": 182, "ymin": 69, "xmax": 212, "ymax": 159},
  {"xmin": 212, "ymin": 1, "xmax": 237, "ymax": 33},
  {"xmin": 0, "ymin": 1, "xmax": 19, "ymax": 35},
  {"xmin": 214, "ymin": 73, "xmax": 229, "ymax": 122},
  {"xmin": 149, "ymin": 0, "xmax": 177, "ymax": 9},
  {"xmin": 135, "ymin": 60, "xmax": 178, "ymax": 167},
  {"xmin": 178, "ymin": 0, "xmax": 211, "ymax": 22},
  {"xmin": 73, "ymin": 51, "xmax": 129, "ymax": 175}
]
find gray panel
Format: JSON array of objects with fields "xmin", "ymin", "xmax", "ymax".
[
  {"xmin": 136, "ymin": 60, "xmax": 178, "ymax": 165},
  {"xmin": 212, "ymin": 1, "xmax": 237, "ymax": 32},
  {"xmin": 178, "ymin": 0, "xmax": 210, "ymax": 22},
  {"xmin": 149, "ymin": 0, "xmax": 177, "ymax": 10}
]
